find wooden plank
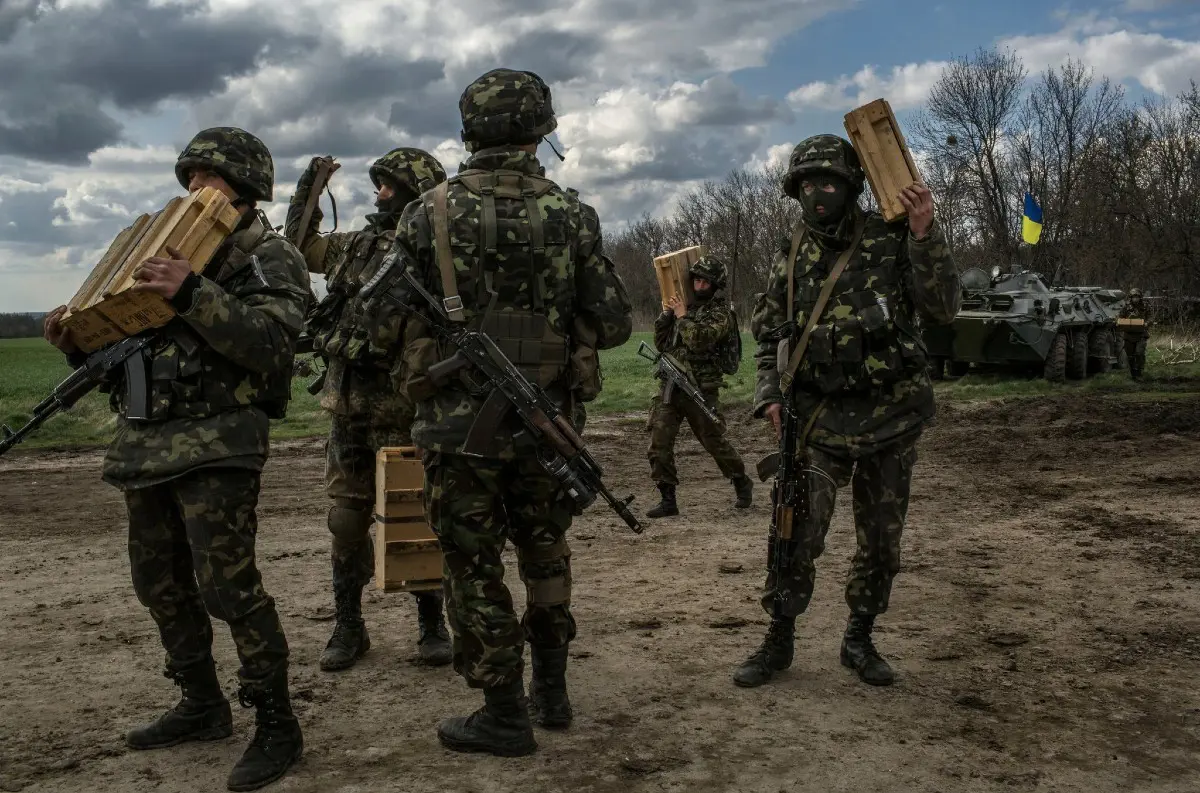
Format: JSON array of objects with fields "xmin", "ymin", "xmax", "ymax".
[
  {"xmin": 1117, "ymin": 317, "xmax": 1146, "ymax": 328},
  {"xmin": 374, "ymin": 447, "xmax": 424, "ymax": 511},
  {"xmin": 60, "ymin": 187, "xmax": 239, "ymax": 352},
  {"xmin": 652, "ymin": 245, "xmax": 705, "ymax": 311},
  {"xmin": 843, "ymin": 98, "xmax": 922, "ymax": 223}
]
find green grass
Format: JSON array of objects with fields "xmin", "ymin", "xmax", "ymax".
[{"xmin": 2, "ymin": 328, "xmax": 1196, "ymax": 451}]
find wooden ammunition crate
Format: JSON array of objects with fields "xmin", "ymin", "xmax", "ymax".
[
  {"xmin": 374, "ymin": 447, "xmax": 442, "ymax": 593},
  {"xmin": 1117, "ymin": 317, "xmax": 1146, "ymax": 328},
  {"xmin": 653, "ymin": 245, "xmax": 705, "ymax": 311},
  {"xmin": 843, "ymin": 98, "xmax": 922, "ymax": 223},
  {"xmin": 60, "ymin": 187, "xmax": 240, "ymax": 352}
]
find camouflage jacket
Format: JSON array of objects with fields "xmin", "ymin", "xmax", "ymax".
[
  {"xmin": 286, "ymin": 184, "xmax": 409, "ymax": 421},
  {"xmin": 100, "ymin": 215, "xmax": 310, "ymax": 489},
  {"xmin": 654, "ymin": 296, "xmax": 734, "ymax": 389},
  {"xmin": 751, "ymin": 209, "xmax": 960, "ymax": 457},
  {"xmin": 381, "ymin": 146, "xmax": 633, "ymax": 458},
  {"xmin": 1118, "ymin": 303, "xmax": 1151, "ymax": 339}
]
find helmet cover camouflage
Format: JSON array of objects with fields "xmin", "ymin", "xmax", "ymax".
[
  {"xmin": 781, "ymin": 134, "xmax": 865, "ymax": 199},
  {"xmin": 459, "ymin": 68, "xmax": 557, "ymax": 153},
  {"xmin": 369, "ymin": 147, "xmax": 447, "ymax": 198},
  {"xmin": 175, "ymin": 127, "xmax": 274, "ymax": 201},
  {"xmin": 688, "ymin": 255, "xmax": 727, "ymax": 289}
]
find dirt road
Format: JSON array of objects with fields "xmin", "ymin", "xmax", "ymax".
[{"xmin": 1, "ymin": 393, "xmax": 1198, "ymax": 793}]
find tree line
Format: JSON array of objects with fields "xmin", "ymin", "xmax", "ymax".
[
  {"xmin": 606, "ymin": 47, "xmax": 1200, "ymax": 328},
  {"xmin": 0, "ymin": 314, "xmax": 44, "ymax": 338}
]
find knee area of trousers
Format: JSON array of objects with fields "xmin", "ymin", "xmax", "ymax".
[{"xmin": 328, "ymin": 499, "xmax": 373, "ymax": 542}]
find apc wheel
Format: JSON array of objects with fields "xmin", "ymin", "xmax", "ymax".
[
  {"xmin": 1088, "ymin": 329, "xmax": 1112, "ymax": 374},
  {"xmin": 1044, "ymin": 332, "xmax": 1068, "ymax": 382},
  {"xmin": 1066, "ymin": 331, "xmax": 1089, "ymax": 380}
]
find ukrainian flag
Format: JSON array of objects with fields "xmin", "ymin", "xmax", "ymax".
[{"xmin": 1022, "ymin": 191, "xmax": 1043, "ymax": 245}]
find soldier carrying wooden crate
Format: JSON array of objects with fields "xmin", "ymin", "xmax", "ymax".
[
  {"xmin": 42, "ymin": 127, "xmax": 310, "ymax": 792},
  {"xmin": 286, "ymin": 148, "xmax": 453, "ymax": 672}
]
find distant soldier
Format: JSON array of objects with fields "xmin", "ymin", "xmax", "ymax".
[
  {"xmin": 1119, "ymin": 288, "xmax": 1151, "ymax": 381},
  {"xmin": 733, "ymin": 135, "xmax": 961, "ymax": 690},
  {"xmin": 286, "ymin": 148, "xmax": 452, "ymax": 671},
  {"xmin": 645, "ymin": 255, "xmax": 753, "ymax": 517},
  {"xmin": 44, "ymin": 128, "xmax": 309, "ymax": 791}
]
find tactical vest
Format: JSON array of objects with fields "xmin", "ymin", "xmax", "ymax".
[
  {"xmin": 785, "ymin": 219, "xmax": 927, "ymax": 395},
  {"xmin": 426, "ymin": 169, "xmax": 578, "ymax": 389},
  {"xmin": 307, "ymin": 224, "xmax": 395, "ymax": 368},
  {"xmin": 116, "ymin": 218, "xmax": 295, "ymax": 421}
]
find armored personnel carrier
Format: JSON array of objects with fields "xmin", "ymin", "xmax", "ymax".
[{"xmin": 924, "ymin": 267, "xmax": 1126, "ymax": 382}]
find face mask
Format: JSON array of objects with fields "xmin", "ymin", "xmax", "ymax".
[{"xmin": 800, "ymin": 175, "xmax": 852, "ymax": 226}]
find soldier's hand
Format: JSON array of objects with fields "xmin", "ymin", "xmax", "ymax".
[
  {"xmin": 43, "ymin": 305, "xmax": 78, "ymax": 354},
  {"xmin": 132, "ymin": 246, "xmax": 192, "ymax": 299},
  {"xmin": 765, "ymin": 403, "xmax": 783, "ymax": 439},
  {"xmin": 668, "ymin": 294, "xmax": 687, "ymax": 319},
  {"xmin": 899, "ymin": 182, "xmax": 934, "ymax": 239}
]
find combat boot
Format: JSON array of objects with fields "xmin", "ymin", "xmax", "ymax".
[
  {"xmin": 226, "ymin": 672, "xmax": 304, "ymax": 792},
  {"xmin": 528, "ymin": 645, "xmax": 572, "ymax": 729},
  {"xmin": 732, "ymin": 617, "xmax": 795, "ymax": 688},
  {"xmin": 126, "ymin": 660, "xmax": 233, "ymax": 749},
  {"xmin": 839, "ymin": 613, "xmax": 894, "ymax": 686},
  {"xmin": 415, "ymin": 591, "xmax": 452, "ymax": 666},
  {"xmin": 320, "ymin": 575, "xmax": 369, "ymax": 672},
  {"xmin": 733, "ymin": 475, "xmax": 754, "ymax": 509},
  {"xmin": 437, "ymin": 678, "xmax": 537, "ymax": 757},
  {"xmin": 646, "ymin": 483, "xmax": 679, "ymax": 518}
]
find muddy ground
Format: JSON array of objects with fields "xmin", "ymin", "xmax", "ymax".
[{"xmin": 1, "ymin": 392, "xmax": 1198, "ymax": 793}]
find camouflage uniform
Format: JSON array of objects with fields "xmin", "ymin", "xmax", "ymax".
[
  {"xmin": 101, "ymin": 127, "xmax": 309, "ymax": 790},
  {"xmin": 380, "ymin": 68, "xmax": 633, "ymax": 755},
  {"xmin": 646, "ymin": 256, "xmax": 751, "ymax": 516},
  {"xmin": 733, "ymin": 135, "xmax": 960, "ymax": 689},
  {"xmin": 286, "ymin": 148, "xmax": 452, "ymax": 670},
  {"xmin": 1118, "ymin": 290, "xmax": 1150, "ymax": 380}
]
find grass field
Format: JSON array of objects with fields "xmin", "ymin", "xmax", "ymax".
[{"xmin": 2, "ymin": 329, "xmax": 1196, "ymax": 451}]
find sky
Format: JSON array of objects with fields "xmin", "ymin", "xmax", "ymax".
[{"xmin": 0, "ymin": 0, "xmax": 1198, "ymax": 312}]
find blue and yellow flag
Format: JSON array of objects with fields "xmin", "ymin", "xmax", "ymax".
[{"xmin": 1022, "ymin": 191, "xmax": 1043, "ymax": 245}]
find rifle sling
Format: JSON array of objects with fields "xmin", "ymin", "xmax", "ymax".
[
  {"xmin": 778, "ymin": 216, "xmax": 865, "ymax": 395},
  {"xmin": 429, "ymin": 182, "xmax": 465, "ymax": 322}
]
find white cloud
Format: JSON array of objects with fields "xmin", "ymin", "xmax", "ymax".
[{"xmin": 786, "ymin": 61, "xmax": 950, "ymax": 112}]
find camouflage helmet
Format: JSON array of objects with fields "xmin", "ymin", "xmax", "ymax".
[
  {"xmin": 369, "ymin": 147, "xmax": 447, "ymax": 198},
  {"xmin": 175, "ymin": 127, "xmax": 274, "ymax": 201},
  {"xmin": 459, "ymin": 68, "xmax": 557, "ymax": 153},
  {"xmin": 688, "ymin": 255, "xmax": 727, "ymax": 289},
  {"xmin": 781, "ymin": 134, "xmax": 865, "ymax": 199}
]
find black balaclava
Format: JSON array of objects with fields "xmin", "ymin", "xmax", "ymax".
[{"xmin": 800, "ymin": 174, "xmax": 853, "ymax": 229}]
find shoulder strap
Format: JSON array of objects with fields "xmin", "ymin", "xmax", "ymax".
[
  {"xmin": 778, "ymin": 216, "xmax": 866, "ymax": 396},
  {"xmin": 428, "ymin": 181, "xmax": 465, "ymax": 322},
  {"xmin": 784, "ymin": 221, "xmax": 807, "ymax": 324}
]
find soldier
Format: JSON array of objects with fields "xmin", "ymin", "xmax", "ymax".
[
  {"xmin": 286, "ymin": 148, "xmax": 452, "ymax": 671},
  {"xmin": 379, "ymin": 68, "xmax": 633, "ymax": 756},
  {"xmin": 645, "ymin": 255, "xmax": 753, "ymax": 517},
  {"xmin": 731, "ymin": 135, "xmax": 960, "ymax": 689},
  {"xmin": 42, "ymin": 128, "xmax": 309, "ymax": 791},
  {"xmin": 1119, "ymin": 288, "xmax": 1151, "ymax": 381}
]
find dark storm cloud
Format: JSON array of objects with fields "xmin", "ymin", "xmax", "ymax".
[
  {"xmin": 0, "ymin": 186, "xmax": 72, "ymax": 246},
  {"xmin": 0, "ymin": 0, "xmax": 306, "ymax": 162}
]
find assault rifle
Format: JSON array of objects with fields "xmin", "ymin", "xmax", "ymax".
[
  {"xmin": 754, "ymin": 322, "xmax": 811, "ymax": 618},
  {"xmin": 384, "ymin": 269, "xmax": 643, "ymax": 534},
  {"xmin": 1, "ymin": 334, "xmax": 154, "ymax": 457},
  {"xmin": 636, "ymin": 341, "xmax": 719, "ymax": 423}
]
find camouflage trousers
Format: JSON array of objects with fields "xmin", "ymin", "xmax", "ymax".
[
  {"xmin": 325, "ymin": 412, "xmax": 411, "ymax": 589},
  {"xmin": 1123, "ymin": 335, "xmax": 1148, "ymax": 379},
  {"xmin": 424, "ymin": 451, "xmax": 576, "ymax": 689},
  {"xmin": 125, "ymin": 468, "xmax": 289, "ymax": 684},
  {"xmin": 647, "ymin": 386, "xmax": 747, "ymax": 485},
  {"xmin": 760, "ymin": 438, "xmax": 918, "ymax": 619}
]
